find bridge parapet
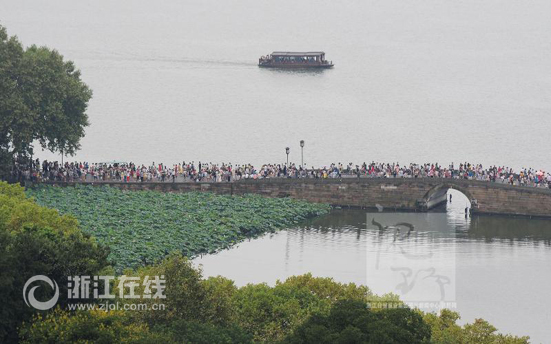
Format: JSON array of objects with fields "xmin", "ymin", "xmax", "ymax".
[{"xmin": 33, "ymin": 178, "xmax": 551, "ymax": 218}]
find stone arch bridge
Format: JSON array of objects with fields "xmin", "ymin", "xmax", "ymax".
[{"xmin": 40, "ymin": 178, "xmax": 551, "ymax": 218}]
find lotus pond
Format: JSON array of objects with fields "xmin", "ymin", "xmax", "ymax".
[{"xmin": 27, "ymin": 185, "xmax": 330, "ymax": 272}]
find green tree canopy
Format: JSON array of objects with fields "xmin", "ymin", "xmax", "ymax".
[
  {"xmin": 0, "ymin": 25, "xmax": 92, "ymax": 178},
  {"xmin": 283, "ymin": 300, "xmax": 431, "ymax": 344},
  {"xmin": 0, "ymin": 182, "xmax": 110, "ymax": 343},
  {"xmin": 16, "ymin": 252, "xmax": 531, "ymax": 344}
]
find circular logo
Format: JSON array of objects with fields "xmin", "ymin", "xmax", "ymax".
[{"xmin": 23, "ymin": 275, "xmax": 59, "ymax": 310}]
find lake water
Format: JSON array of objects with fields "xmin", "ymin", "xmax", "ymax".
[
  {"xmin": 195, "ymin": 190, "xmax": 551, "ymax": 342},
  {"xmin": 2, "ymin": 0, "xmax": 551, "ymax": 170}
]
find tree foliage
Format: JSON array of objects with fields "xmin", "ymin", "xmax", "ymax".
[
  {"xmin": 283, "ymin": 299, "xmax": 431, "ymax": 344},
  {"xmin": 0, "ymin": 25, "xmax": 92, "ymax": 177},
  {"xmin": 19, "ymin": 309, "xmax": 168, "ymax": 344},
  {"xmin": 0, "ymin": 182, "xmax": 109, "ymax": 343},
  {"xmin": 423, "ymin": 310, "xmax": 530, "ymax": 344},
  {"xmin": 232, "ymin": 274, "xmax": 387, "ymax": 343},
  {"xmin": 16, "ymin": 252, "xmax": 531, "ymax": 344}
]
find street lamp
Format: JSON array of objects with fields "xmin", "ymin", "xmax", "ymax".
[
  {"xmin": 300, "ymin": 140, "xmax": 305, "ymax": 167},
  {"xmin": 30, "ymin": 146, "xmax": 33, "ymax": 179},
  {"xmin": 285, "ymin": 147, "xmax": 290, "ymax": 168}
]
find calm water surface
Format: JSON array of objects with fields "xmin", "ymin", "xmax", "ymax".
[
  {"xmin": 2, "ymin": 0, "xmax": 551, "ymax": 170},
  {"xmin": 195, "ymin": 191, "xmax": 551, "ymax": 342}
]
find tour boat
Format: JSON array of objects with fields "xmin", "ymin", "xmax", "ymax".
[{"xmin": 258, "ymin": 51, "xmax": 334, "ymax": 69}]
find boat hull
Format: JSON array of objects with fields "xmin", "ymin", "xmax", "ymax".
[{"xmin": 258, "ymin": 63, "xmax": 334, "ymax": 69}]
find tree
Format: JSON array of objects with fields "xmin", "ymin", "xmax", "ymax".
[
  {"xmin": 19, "ymin": 309, "xmax": 169, "ymax": 344},
  {"xmin": 423, "ymin": 310, "xmax": 530, "ymax": 344},
  {"xmin": 167, "ymin": 320, "xmax": 252, "ymax": 344},
  {"xmin": 0, "ymin": 182, "xmax": 110, "ymax": 343},
  {"xmin": 0, "ymin": 25, "xmax": 92, "ymax": 179},
  {"xmin": 231, "ymin": 274, "xmax": 394, "ymax": 343},
  {"xmin": 283, "ymin": 300, "xmax": 432, "ymax": 344}
]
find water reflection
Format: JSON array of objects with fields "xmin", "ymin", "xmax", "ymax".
[
  {"xmin": 465, "ymin": 216, "xmax": 551, "ymax": 245},
  {"xmin": 196, "ymin": 203, "xmax": 551, "ymax": 288}
]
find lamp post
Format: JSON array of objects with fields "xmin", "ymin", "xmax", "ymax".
[
  {"xmin": 285, "ymin": 147, "xmax": 290, "ymax": 168},
  {"xmin": 30, "ymin": 147, "xmax": 33, "ymax": 179},
  {"xmin": 300, "ymin": 140, "xmax": 305, "ymax": 167}
]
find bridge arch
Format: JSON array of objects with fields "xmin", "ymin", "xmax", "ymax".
[{"xmin": 421, "ymin": 182, "xmax": 475, "ymax": 211}]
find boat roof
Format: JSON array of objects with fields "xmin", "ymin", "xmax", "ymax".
[{"xmin": 271, "ymin": 51, "xmax": 325, "ymax": 56}]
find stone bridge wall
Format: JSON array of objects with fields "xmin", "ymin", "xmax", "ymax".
[{"xmin": 35, "ymin": 178, "xmax": 551, "ymax": 218}]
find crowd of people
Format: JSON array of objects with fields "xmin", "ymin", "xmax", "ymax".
[{"xmin": 7, "ymin": 159, "xmax": 551, "ymax": 188}]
